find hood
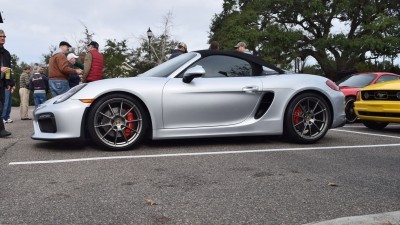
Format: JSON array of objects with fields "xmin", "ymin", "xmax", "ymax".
[
  {"xmin": 52, "ymin": 48, "xmax": 64, "ymax": 56},
  {"xmin": 361, "ymin": 80, "xmax": 400, "ymax": 91}
]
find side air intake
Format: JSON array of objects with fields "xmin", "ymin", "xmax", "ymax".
[{"xmin": 254, "ymin": 92, "xmax": 274, "ymax": 119}]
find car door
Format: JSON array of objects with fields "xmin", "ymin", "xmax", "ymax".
[{"xmin": 162, "ymin": 55, "xmax": 263, "ymax": 128}]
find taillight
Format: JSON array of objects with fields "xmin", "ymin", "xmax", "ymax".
[{"xmin": 326, "ymin": 80, "xmax": 339, "ymax": 91}]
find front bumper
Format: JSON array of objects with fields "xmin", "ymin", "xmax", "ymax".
[
  {"xmin": 31, "ymin": 99, "xmax": 91, "ymax": 140},
  {"xmin": 354, "ymin": 101, "xmax": 400, "ymax": 123}
]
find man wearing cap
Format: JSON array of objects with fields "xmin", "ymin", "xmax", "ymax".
[
  {"xmin": 169, "ymin": 42, "xmax": 188, "ymax": 59},
  {"xmin": 82, "ymin": 41, "xmax": 104, "ymax": 83},
  {"xmin": 67, "ymin": 53, "xmax": 83, "ymax": 88},
  {"xmin": 0, "ymin": 29, "xmax": 12, "ymax": 137},
  {"xmin": 234, "ymin": 42, "xmax": 251, "ymax": 54},
  {"xmin": 48, "ymin": 41, "xmax": 82, "ymax": 97}
]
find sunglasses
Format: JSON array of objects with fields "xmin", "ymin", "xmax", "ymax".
[{"xmin": 0, "ymin": 35, "xmax": 6, "ymax": 38}]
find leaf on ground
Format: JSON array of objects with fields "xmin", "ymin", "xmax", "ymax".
[
  {"xmin": 328, "ymin": 182, "xmax": 338, "ymax": 187},
  {"xmin": 146, "ymin": 199, "xmax": 158, "ymax": 205}
]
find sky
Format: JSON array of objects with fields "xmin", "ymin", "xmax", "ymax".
[{"xmin": 0, "ymin": 0, "xmax": 223, "ymax": 64}]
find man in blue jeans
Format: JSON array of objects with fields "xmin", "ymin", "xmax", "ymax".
[
  {"xmin": 48, "ymin": 41, "xmax": 82, "ymax": 97},
  {"xmin": 2, "ymin": 81, "xmax": 15, "ymax": 123}
]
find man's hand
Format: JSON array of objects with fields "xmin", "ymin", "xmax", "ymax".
[
  {"xmin": 76, "ymin": 69, "xmax": 83, "ymax": 75},
  {"xmin": 1, "ymin": 66, "xmax": 10, "ymax": 73}
]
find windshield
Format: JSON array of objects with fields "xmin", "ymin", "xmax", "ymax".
[
  {"xmin": 139, "ymin": 53, "xmax": 197, "ymax": 77},
  {"xmin": 337, "ymin": 73, "xmax": 377, "ymax": 88}
]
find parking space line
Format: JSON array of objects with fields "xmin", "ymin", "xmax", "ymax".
[
  {"xmin": 9, "ymin": 143, "xmax": 400, "ymax": 166},
  {"xmin": 332, "ymin": 129, "xmax": 400, "ymax": 139}
]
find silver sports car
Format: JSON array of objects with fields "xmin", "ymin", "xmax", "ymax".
[{"xmin": 32, "ymin": 50, "xmax": 345, "ymax": 150}]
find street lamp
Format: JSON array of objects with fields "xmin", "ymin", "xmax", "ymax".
[{"xmin": 147, "ymin": 27, "xmax": 153, "ymax": 60}]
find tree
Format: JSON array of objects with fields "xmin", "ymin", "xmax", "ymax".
[
  {"xmin": 209, "ymin": 0, "xmax": 400, "ymax": 80},
  {"xmin": 128, "ymin": 11, "xmax": 179, "ymax": 75},
  {"xmin": 102, "ymin": 39, "xmax": 134, "ymax": 78}
]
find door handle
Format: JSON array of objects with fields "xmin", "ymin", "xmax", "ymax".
[{"xmin": 242, "ymin": 86, "xmax": 259, "ymax": 93}]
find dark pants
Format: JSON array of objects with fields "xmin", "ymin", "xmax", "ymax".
[{"xmin": 0, "ymin": 85, "xmax": 5, "ymax": 131}]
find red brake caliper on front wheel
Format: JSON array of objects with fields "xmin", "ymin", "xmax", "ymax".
[
  {"xmin": 125, "ymin": 112, "xmax": 135, "ymax": 137},
  {"xmin": 293, "ymin": 106, "xmax": 302, "ymax": 124}
]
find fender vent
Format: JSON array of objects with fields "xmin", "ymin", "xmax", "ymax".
[{"xmin": 254, "ymin": 92, "xmax": 274, "ymax": 119}]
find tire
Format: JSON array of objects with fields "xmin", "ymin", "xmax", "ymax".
[
  {"xmin": 283, "ymin": 93, "xmax": 332, "ymax": 144},
  {"xmin": 361, "ymin": 120, "xmax": 388, "ymax": 130},
  {"xmin": 344, "ymin": 96, "xmax": 357, "ymax": 123},
  {"xmin": 87, "ymin": 93, "xmax": 149, "ymax": 150}
]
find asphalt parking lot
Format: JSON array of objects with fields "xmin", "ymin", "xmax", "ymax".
[{"xmin": 1, "ymin": 107, "xmax": 399, "ymax": 225}]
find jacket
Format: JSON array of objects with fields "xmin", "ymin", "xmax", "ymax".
[
  {"xmin": 83, "ymin": 49, "xmax": 103, "ymax": 82},
  {"xmin": 0, "ymin": 46, "xmax": 12, "ymax": 87},
  {"xmin": 29, "ymin": 73, "xmax": 49, "ymax": 93},
  {"xmin": 48, "ymin": 50, "xmax": 77, "ymax": 80}
]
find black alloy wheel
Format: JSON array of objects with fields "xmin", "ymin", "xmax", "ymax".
[
  {"xmin": 87, "ymin": 93, "xmax": 149, "ymax": 150},
  {"xmin": 284, "ymin": 92, "xmax": 332, "ymax": 144}
]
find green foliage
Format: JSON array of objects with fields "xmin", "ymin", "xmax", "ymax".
[
  {"xmin": 210, "ymin": 0, "xmax": 400, "ymax": 80},
  {"xmin": 102, "ymin": 39, "xmax": 134, "ymax": 78}
]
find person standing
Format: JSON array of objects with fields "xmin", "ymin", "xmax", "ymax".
[
  {"xmin": 67, "ymin": 53, "xmax": 83, "ymax": 88},
  {"xmin": 19, "ymin": 66, "xmax": 31, "ymax": 120},
  {"xmin": 29, "ymin": 66, "xmax": 49, "ymax": 108},
  {"xmin": 48, "ymin": 41, "xmax": 82, "ymax": 97},
  {"xmin": 169, "ymin": 42, "xmax": 187, "ymax": 59},
  {"xmin": 234, "ymin": 42, "xmax": 251, "ymax": 54},
  {"xmin": 209, "ymin": 41, "xmax": 219, "ymax": 50},
  {"xmin": 82, "ymin": 41, "xmax": 104, "ymax": 83},
  {"xmin": 0, "ymin": 29, "xmax": 12, "ymax": 137}
]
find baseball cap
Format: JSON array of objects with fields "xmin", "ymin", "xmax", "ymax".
[
  {"xmin": 59, "ymin": 41, "xmax": 72, "ymax": 48},
  {"xmin": 67, "ymin": 53, "xmax": 79, "ymax": 60},
  {"xmin": 234, "ymin": 42, "xmax": 247, "ymax": 48},
  {"xmin": 178, "ymin": 42, "xmax": 187, "ymax": 50},
  {"xmin": 87, "ymin": 41, "xmax": 99, "ymax": 48}
]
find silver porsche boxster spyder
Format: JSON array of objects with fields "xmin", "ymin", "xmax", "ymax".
[{"xmin": 32, "ymin": 50, "xmax": 345, "ymax": 150}]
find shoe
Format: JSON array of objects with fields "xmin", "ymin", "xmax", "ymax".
[
  {"xmin": 2, "ymin": 119, "xmax": 6, "ymax": 123},
  {"xmin": 21, "ymin": 118, "xmax": 32, "ymax": 120},
  {"xmin": 0, "ymin": 129, "xmax": 11, "ymax": 137},
  {"xmin": 6, "ymin": 119, "xmax": 13, "ymax": 123}
]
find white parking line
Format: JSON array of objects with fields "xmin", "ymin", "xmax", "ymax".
[
  {"xmin": 9, "ymin": 143, "xmax": 400, "ymax": 166},
  {"xmin": 332, "ymin": 129, "xmax": 400, "ymax": 139}
]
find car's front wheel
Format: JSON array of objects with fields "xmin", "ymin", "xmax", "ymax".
[
  {"xmin": 361, "ymin": 120, "xmax": 388, "ymax": 130},
  {"xmin": 345, "ymin": 96, "xmax": 357, "ymax": 123},
  {"xmin": 283, "ymin": 93, "xmax": 332, "ymax": 144},
  {"xmin": 87, "ymin": 93, "xmax": 149, "ymax": 150}
]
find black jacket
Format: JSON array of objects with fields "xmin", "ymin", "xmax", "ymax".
[{"xmin": 0, "ymin": 46, "xmax": 12, "ymax": 87}]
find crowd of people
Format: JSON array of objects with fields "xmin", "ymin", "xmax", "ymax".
[
  {"xmin": 0, "ymin": 29, "xmax": 105, "ymax": 138},
  {"xmin": 0, "ymin": 26, "xmax": 250, "ymax": 138}
]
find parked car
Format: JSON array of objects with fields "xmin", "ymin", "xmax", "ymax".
[
  {"xmin": 32, "ymin": 50, "xmax": 345, "ymax": 150},
  {"xmin": 354, "ymin": 79, "xmax": 400, "ymax": 129},
  {"xmin": 337, "ymin": 72, "xmax": 400, "ymax": 123}
]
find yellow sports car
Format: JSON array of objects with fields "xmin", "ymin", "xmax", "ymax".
[{"xmin": 354, "ymin": 79, "xmax": 400, "ymax": 129}]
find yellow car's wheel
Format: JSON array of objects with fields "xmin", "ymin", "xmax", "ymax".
[{"xmin": 361, "ymin": 120, "xmax": 388, "ymax": 130}]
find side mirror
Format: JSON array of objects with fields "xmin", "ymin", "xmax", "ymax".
[{"xmin": 182, "ymin": 65, "xmax": 205, "ymax": 83}]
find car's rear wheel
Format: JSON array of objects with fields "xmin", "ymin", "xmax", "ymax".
[
  {"xmin": 361, "ymin": 120, "xmax": 388, "ymax": 130},
  {"xmin": 284, "ymin": 93, "xmax": 331, "ymax": 144},
  {"xmin": 345, "ymin": 96, "xmax": 357, "ymax": 123},
  {"xmin": 87, "ymin": 93, "xmax": 149, "ymax": 150}
]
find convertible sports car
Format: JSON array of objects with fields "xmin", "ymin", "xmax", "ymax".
[
  {"xmin": 354, "ymin": 79, "xmax": 400, "ymax": 129},
  {"xmin": 337, "ymin": 72, "xmax": 400, "ymax": 123},
  {"xmin": 32, "ymin": 50, "xmax": 345, "ymax": 150}
]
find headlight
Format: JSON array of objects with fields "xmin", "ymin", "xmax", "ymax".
[{"xmin": 54, "ymin": 83, "xmax": 87, "ymax": 104}]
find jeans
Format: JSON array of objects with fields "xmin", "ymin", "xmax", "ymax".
[
  {"xmin": 33, "ymin": 93, "xmax": 47, "ymax": 108},
  {"xmin": 49, "ymin": 80, "xmax": 70, "ymax": 98},
  {"xmin": 2, "ymin": 89, "xmax": 12, "ymax": 120}
]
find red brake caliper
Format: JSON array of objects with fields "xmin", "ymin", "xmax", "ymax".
[
  {"xmin": 293, "ymin": 106, "xmax": 302, "ymax": 124},
  {"xmin": 125, "ymin": 112, "xmax": 135, "ymax": 137}
]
